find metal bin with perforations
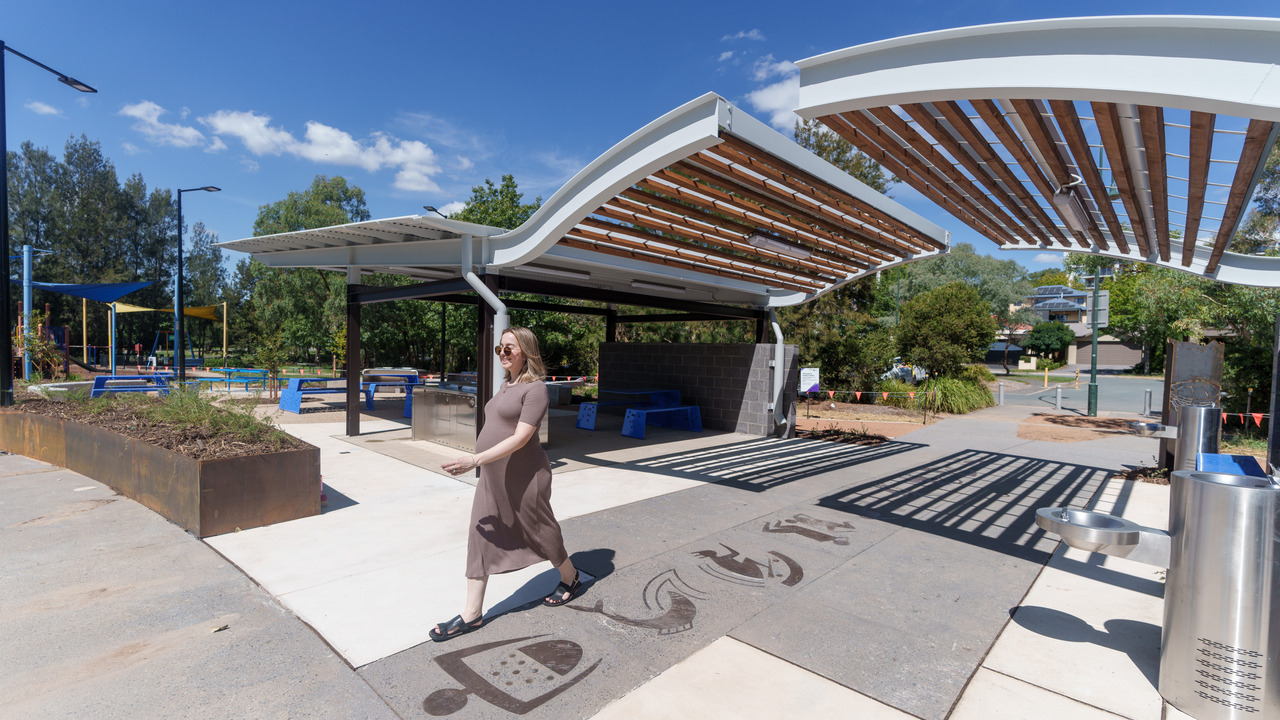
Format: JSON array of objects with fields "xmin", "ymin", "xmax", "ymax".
[{"xmin": 1159, "ymin": 470, "xmax": 1280, "ymax": 718}]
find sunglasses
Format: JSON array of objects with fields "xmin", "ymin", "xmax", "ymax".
[{"xmin": 494, "ymin": 344, "xmax": 517, "ymax": 358}]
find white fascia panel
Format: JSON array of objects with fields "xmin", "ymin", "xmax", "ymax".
[
  {"xmin": 489, "ymin": 93, "xmax": 728, "ymax": 267},
  {"xmin": 796, "ymin": 16, "xmax": 1280, "ymax": 121},
  {"xmin": 1000, "ymin": 243, "xmax": 1280, "ymax": 289},
  {"xmin": 247, "ymin": 238, "xmax": 463, "ymax": 269}
]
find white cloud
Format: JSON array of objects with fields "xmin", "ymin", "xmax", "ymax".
[
  {"xmin": 120, "ymin": 101, "xmax": 206, "ymax": 148},
  {"xmin": 437, "ymin": 201, "xmax": 467, "ymax": 216},
  {"xmin": 122, "ymin": 142, "xmax": 143, "ymax": 155},
  {"xmin": 206, "ymin": 136, "xmax": 227, "ymax": 153},
  {"xmin": 397, "ymin": 112, "xmax": 488, "ymax": 154},
  {"xmin": 201, "ymin": 110, "xmax": 443, "ymax": 192},
  {"xmin": 1032, "ymin": 253, "xmax": 1064, "ymax": 265},
  {"xmin": 751, "ymin": 55, "xmax": 797, "ymax": 82},
  {"xmin": 25, "ymin": 101, "xmax": 61, "ymax": 116},
  {"xmin": 722, "ymin": 29, "xmax": 765, "ymax": 42},
  {"xmin": 745, "ymin": 75, "xmax": 800, "ymax": 131},
  {"xmin": 455, "ymin": 156, "xmax": 474, "ymax": 171},
  {"xmin": 240, "ymin": 157, "xmax": 260, "ymax": 173},
  {"xmin": 718, "ymin": 51, "xmax": 734, "ymax": 62}
]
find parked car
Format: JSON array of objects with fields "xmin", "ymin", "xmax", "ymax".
[{"xmin": 880, "ymin": 357, "xmax": 928, "ymax": 383}]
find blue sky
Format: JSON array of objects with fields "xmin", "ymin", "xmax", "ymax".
[{"xmin": 4, "ymin": 1, "xmax": 1278, "ymax": 274}]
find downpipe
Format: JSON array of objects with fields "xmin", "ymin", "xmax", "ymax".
[
  {"xmin": 770, "ymin": 310, "xmax": 786, "ymax": 429},
  {"xmin": 461, "ymin": 235, "xmax": 508, "ymax": 397}
]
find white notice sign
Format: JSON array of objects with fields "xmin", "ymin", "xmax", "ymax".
[{"xmin": 799, "ymin": 367, "xmax": 821, "ymax": 393}]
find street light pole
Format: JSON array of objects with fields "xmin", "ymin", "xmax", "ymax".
[
  {"xmin": 0, "ymin": 41, "xmax": 95, "ymax": 405},
  {"xmin": 1088, "ymin": 269, "xmax": 1101, "ymax": 417},
  {"xmin": 175, "ymin": 186, "xmax": 219, "ymax": 385}
]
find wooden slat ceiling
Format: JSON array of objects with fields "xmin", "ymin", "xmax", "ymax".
[
  {"xmin": 815, "ymin": 100, "xmax": 1278, "ymax": 273},
  {"xmin": 554, "ymin": 130, "xmax": 945, "ymax": 294}
]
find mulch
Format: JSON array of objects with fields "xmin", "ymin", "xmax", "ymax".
[{"xmin": 3, "ymin": 391, "xmax": 312, "ymax": 461}]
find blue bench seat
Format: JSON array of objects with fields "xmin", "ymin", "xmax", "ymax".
[
  {"xmin": 278, "ymin": 378, "xmax": 413, "ymax": 416},
  {"xmin": 621, "ymin": 405, "xmax": 702, "ymax": 439}
]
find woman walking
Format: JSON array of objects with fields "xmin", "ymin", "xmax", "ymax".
[{"xmin": 431, "ymin": 326, "xmax": 581, "ymax": 641}]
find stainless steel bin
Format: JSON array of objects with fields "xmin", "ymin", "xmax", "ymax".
[
  {"xmin": 1160, "ymin": 470, "xmax": 1280, "ymax": 717},
  {"xmin": 1174, "ymin": 405, "xmax": 1221, "ymax": 472}
]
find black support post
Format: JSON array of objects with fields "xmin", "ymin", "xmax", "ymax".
[{"xmin": 346, "ymin": 285, "xmax": 361, "ymax": 437}]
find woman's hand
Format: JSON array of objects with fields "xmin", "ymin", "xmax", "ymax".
[{"xmin": 442, "ymin": 454, "xmax": 478, "ymax": 476}]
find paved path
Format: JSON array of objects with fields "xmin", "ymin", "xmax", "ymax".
[
  {"xmin": 997, "ymin": 375, "xmax": 1164, "ymax": 416},
  {"xmin": 2, "ymin": 402, "xmax": 1196, "ymax": 719}
]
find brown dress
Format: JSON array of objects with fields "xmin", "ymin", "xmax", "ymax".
[{"xmin": 465, "ymin": 380, "xmax": 568, "ymax": 579}]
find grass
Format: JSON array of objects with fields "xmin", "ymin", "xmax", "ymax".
[
  {"xmin": 1221, "ymin": 429, "xmax": 1267, "ymax": 458},
  {"xmin": 62, "ymin": 386, "xmax": 295, "ymax": 449}
]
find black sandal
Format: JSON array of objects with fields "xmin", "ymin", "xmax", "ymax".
[
  {"xmin": 429, "ymin": 614, "xmax": 483, "ymax": 642},
  {"xmin": 542, "ymin": 571, "xmax": 582, "ymax": 606}
]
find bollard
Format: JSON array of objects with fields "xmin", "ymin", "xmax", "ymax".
[
  {"xmin": 1055, "ymin": 387, "xmax": 1062, "ymax": 411},
  {"xmin": 1043, "ymin": 367, "xmax": 1048, "ymax": 388},
  {"xmin": 998, "ymin": 381, "xmax": 1005, "ymax": 407},
  {"xmin": 1144, "ymin": 388, "xmax": 1152, "ymax": 417}
]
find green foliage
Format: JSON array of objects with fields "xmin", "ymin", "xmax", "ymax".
[
  {"xmin": 1028, "ymin": 268, "xmax": 1073, "ymax": 289},
  {"xmin": 793, "ymin": 118, "xmax": 893, "ymax": 192},
  {"xmin": 956, "ymin": 364, "xmax": 996, "ymax": 383},
  {"xmin": 923, "ymin": 376, "xmax": 995, "ymax": 414},
  {"xmin": 874, "ymin": 374, "xmax": 994, "ymax": 414},
  {"xmin": 16, "ymin": 310, "xmax": 65, "ymax": 380},
  {"xmin": 1036, "ymin": 357, "xmax": 1066, "ymax": 371},
  {"xmin": 896, "ymin": 282, "xmax": 999, "ymax": 378},
  {"xmin": 69, "ymin": 388, "xmax": 295, "ymax": 449},
  {"xmin": 252, "ymin": 332, "xmax": 288, "ymax": 397},
  {"xmin": 449, "ymin": 175, "xmax": 541, "ymax": 230},
  {"xmin": 1021, "ymin": 322, "xmax": 1076, "ymax": 359},
  {"xmin": 6, "ymin": 136, "xmax": 228, "ymax": 361}
]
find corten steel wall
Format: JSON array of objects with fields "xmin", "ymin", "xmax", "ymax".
[
  {"xmin": 598, "ymin": 343, "xmax": 799, "ymax": 437},
  {"xmin": 0, "ymin": 411, "xmax": 320, "ymax": 537}
]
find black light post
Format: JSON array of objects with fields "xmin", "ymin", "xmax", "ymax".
[
  {"xmin": 175, "ymin": 186, "xmax": 219, "ymax": 384},
  {"xmin": 0, "ymin": 41, "xmax": 96, "ymax": 405}
]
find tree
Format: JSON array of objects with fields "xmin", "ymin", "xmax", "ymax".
[
  {"xmin": 896, "ymin": 282, "xmax": 998, "ymax": 378},
  {"xmin": 247, "ymin": 176, "xmax": 372, "ymax": 361},
  {"xmin": 183, "ymin": 222, "xmax": 228, "ymax": 358},
  {"xmin": 1021, "ymin": 322, "xmax": 1076, "ymax": 362},
  {"xmin": 449, "ymin": 175, "xmax": 541, "ymax": 229},
  {"xmin": 793, "ymin": 118, "xmax": 893, "ymax": 193},
  {"xmin": 1028, "ymin": 268, "xmax": 1072, "ymax": 288}
]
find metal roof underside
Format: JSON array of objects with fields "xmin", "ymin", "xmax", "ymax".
[
  {"xmin": 796, "ymin": 16, "xmax": 1280, "ymax": 287},
  {"xmin": 217, "ymin": 94, "xmax": 949, "ymax": 309}
]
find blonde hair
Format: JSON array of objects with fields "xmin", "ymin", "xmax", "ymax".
[{"xmin": 502, "ymin": 326, "xmax": 546, "ymax": 384}]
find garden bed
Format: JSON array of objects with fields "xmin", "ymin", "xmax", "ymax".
[{"xmin": 0, "ymin": 391, "xmax": 319, "ymax": 537}]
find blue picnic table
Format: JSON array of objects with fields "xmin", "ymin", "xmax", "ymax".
[
  {"xmin": 279, "ymin": 375, "xmax": 419, "ymax": 417},
  {"xmin": 90, "ymin": 373, "xmax": 175, "ymax": 399},
  {"xmin": 205, "ymin": 367, "xmax": 269, "ymax": 391}
]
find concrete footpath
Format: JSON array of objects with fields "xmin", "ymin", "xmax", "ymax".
[{"xmin": 0, "ymin": 403, "xmax": 1191, "ymax": 719}]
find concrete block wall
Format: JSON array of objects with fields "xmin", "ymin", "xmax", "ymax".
[{"xmin": 598, "ymin": 343, "xmax": 799, "ymax": 438}]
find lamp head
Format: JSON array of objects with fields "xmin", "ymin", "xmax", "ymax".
[{"xmin": 58, "ymin": 75, "xmax": 97, "ymax": 93}]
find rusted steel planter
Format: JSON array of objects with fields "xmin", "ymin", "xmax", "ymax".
[{"xmin": 0, "ymin": 411, "xmax": 320, "ymax": 537}]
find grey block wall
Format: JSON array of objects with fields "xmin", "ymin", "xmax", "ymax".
[{"xmin": 598, "ymin": 343, "xmax": 799, "ymax": 438}]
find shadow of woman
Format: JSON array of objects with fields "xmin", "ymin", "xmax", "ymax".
[{"xmin": 481, "ymin": 548, "xmax": 617, "ymax": 622}]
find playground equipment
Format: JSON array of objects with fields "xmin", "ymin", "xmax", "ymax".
[{"xmin": 147, "ymin": 330, "xmax": 201, "ymax": 370}]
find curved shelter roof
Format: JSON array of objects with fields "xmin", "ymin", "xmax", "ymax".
[
  {"xmin": 219, "ymin": 94, "xmax": 949, "ymax": 309},
  {"xmin": 795, "ymin": 16, "xmax": 1280, "ymax": 286}
]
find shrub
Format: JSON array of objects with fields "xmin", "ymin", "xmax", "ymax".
[
  {"xmin": 923, "ymin": 376, "xmax": 995, "ymax": 414},
  {"xmin": 956, "ymin": 364, "xmax": 995, "ymax": 383},
  {"xmin": 874, "ymin": 375, "xmax": 993, "ymax": 414},
  {"xmin": 1035, "ymin": 357, "xmax": 1065, "ymax": 371}
]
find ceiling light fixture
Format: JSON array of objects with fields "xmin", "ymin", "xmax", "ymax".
[
  {"xmin": 521, "ymin": 264, "xmax": 591, "ymax": 280},
  {"xmin": 630, "ymin": 280, "xmax": 686, "ymax": 295},
  {"xmin": 746, "ymin": 232, "xmax": 812, "ymax": 259},
  {"xmin": 1051, "ymin": 174, "xmax": 1093, "ymax": 235}
]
